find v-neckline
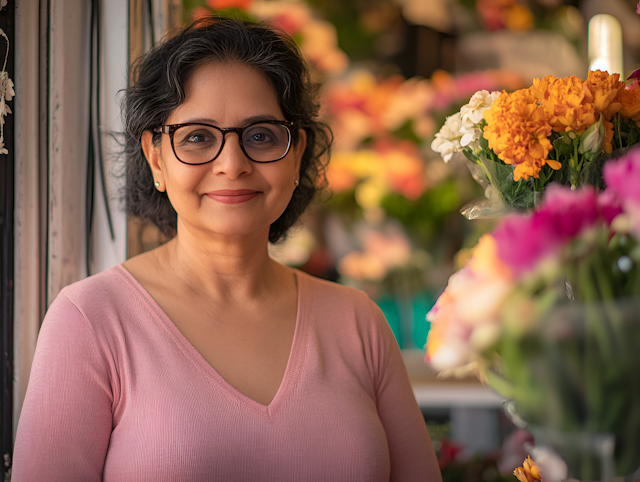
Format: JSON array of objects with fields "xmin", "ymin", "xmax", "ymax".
[{"xmin": 115, "ymin": 264, "xmax": 307, "ymax": 418}]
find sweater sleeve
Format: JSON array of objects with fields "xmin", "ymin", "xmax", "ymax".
[
  {"xmin": 12, "ymin": 292, "xmax": 114, "ymax": 482},
  {"xmin": 369, "ymin": 301, "xmax": 442, "ymax": 482}
]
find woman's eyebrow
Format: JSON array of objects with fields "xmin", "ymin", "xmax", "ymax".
[{"xmin": 178, "ymin": 114, "xmax": 281, "ymax": 126}]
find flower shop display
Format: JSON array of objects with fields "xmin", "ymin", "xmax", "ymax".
[
  {"xmin": 335, "ymin": 223, "xmax": 433, "ymax": 349},
  {"xmin": 187, "ymin": 0, "xmax": 349, "ymax": 76},
  {"xmin": 324, "ymin": 68, "xmax": 523, "ymax": 225},
  {"xmin": 425, "ymin": 148, "xmax": 640, "ymax": 478},
  {"xmin": 432, "ymin": 69, "xmax": 640, "ymax": 218},
  {"xmin": 454, "ymin": 0, "xmax": 584, "ymax": 43}
]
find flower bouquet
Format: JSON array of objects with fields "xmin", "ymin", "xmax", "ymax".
[
  {"xmin": 425, "ymin": 148, "xmax": 640, "ymax": 479},
  {"xmin": 431, "ymin": 69, "xmax": 640, "ymax": 219}
]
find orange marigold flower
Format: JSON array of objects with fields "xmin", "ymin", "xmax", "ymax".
[
  {"xmin": 617, "ymin": 84, "xmax": 640, "ymax": 122},
  {"xmin": 603, "ymin": 118, "xmax": 615, "ymax": 153},
  {"xmin": 585, "ymin": 70, "xmax": 624, "ymax": 119},
  {"xmin": 483, "ymin": 88, "xmax": 558, "ymax": 181},
  {"xmin": 531, "ymin": 75, "xmax": 596, "ymax": 134}
]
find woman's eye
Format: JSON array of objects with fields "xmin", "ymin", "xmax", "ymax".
[
  {"xmin": 245, "ymin": 129, "xmax": 274, "ymax": 144},
  {"xmin": 187, "ymin": 132, "xmax": 210, "ymax": 143}
]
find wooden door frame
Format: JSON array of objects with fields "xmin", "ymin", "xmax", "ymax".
[{"xmin": 0, "ymin": 0, "xmax": 14, "ymax": 475}]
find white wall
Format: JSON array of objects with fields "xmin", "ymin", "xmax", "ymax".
[
  {"xmin": 13, "ymin": 0, "xmax": 129, "ymax": 435},
  {"xmin": 14, "ymin": 0, "xmax": 44, "ymax": 439},
  {"xmin": 93, "ymin": 0, "xmax": 128, "ymax": 273}
]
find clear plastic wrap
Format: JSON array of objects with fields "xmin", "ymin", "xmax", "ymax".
[{"xmin": 460, "ymin": 150, "xmax": 539, "ymax": 219}]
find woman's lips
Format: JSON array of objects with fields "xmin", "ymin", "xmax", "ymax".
[{"xmin": 206, "ymin": 189, "xmax": 260, "ymax": 204}]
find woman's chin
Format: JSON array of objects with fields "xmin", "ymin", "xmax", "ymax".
[{"xmin": 179, "ymin": 219, "xmax": 274, "ymax": 241}]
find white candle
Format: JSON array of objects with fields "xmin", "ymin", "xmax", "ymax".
[{"xmin": 588, "ymin": 14, "xmax": 623, "ymax": 76}]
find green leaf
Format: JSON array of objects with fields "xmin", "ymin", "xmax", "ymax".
[
  {"xmin": 462, "ymin": 149, "xmax": 478, "ymax": 164},
  {"xmin": 628, "ymin": 124, "xmax": 639, "ymax": 147},
  {"xmin": 553, "ymin": 135, "xmax": 573, "ymax": 159},
  {"xmin": 479, "ymin": 135, "xmax": 489, "ymax": 151}
]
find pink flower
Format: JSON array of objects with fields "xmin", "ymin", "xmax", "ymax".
[
  {"xmin": 597, "ymin": 189, "xmax": 623, "ymax": 224},
  {"xmin": 636, "ymin": 1, "xmax": 640, "ymax": 14},
  {"xmin": 493, "ymin": 185, "xmax": 599, "ymax": 276},
  {"xmin": 498, "ymin": 429, "xmax": 536, "ymax": 475},
  {"xmin": 603, "ymin": 147, "xmax": 640, "ymax": 205},
  {"xmin": 493, "ymin": 215, "xmax": 552, "ymax": 276}
]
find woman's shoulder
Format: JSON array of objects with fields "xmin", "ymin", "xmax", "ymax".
[
  {"xmin": 51, "ymin": 264, "xmax": 144, "ymax": 327},
  {"xmin": 295, "ymin": 269, "xmax": 383, "ymax": 323},
  {"xmin": 296, "ymin": 270, "xmax": 371, "ymax": 305},
  {"xmin": 59, "ymin": 264, "xmax": 134, "ymax": 304}
]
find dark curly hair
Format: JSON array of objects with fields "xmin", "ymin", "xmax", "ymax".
[{"xmin": 124, "ymin": 16, "xmax": 331, "ymax": 243}]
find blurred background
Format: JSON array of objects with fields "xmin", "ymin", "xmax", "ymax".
[{"xmin": 4, "ymin": 0, "xmax": 640, "ymax": 477}]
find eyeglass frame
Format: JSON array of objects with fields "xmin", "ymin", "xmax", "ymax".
[{"xmin": 153, "ymin": 120, "xmax": 297, "ymax": 165}]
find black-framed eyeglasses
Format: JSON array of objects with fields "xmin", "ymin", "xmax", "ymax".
[{"xmin": 154, "ymin": 120, "xmax": 296, "ymax": 165}]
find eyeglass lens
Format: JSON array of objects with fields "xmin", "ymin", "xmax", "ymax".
[{"xmin": 172, "ymin": 123, "xmax": 291, "ymax": 164}]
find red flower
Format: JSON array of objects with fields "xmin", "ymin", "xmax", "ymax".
[
  {"xmin": 206, "ymin": 0, "xmax": 252, "ymax": 11},
  {"xmin": 438, "ymin": 438, "xmax": 464, "ymax": 468}
]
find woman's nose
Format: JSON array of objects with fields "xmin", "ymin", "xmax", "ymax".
[{"xmin": 211, "ymin": 132, "xmax": 253, "ymax": 178}]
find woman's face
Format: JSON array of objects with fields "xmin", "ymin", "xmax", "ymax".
[{"xmin": 143, "ymin": 62, "xmax": 305, "ymax": 240}]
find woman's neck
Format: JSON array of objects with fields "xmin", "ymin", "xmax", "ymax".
[{"xmin": 156, "ymin": 224, "xmax": 286, "ymax": 303}]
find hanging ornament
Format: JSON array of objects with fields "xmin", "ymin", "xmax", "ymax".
[{"xmin": 0, "ymin": 26, "xmax": 13, "ymax": 155}]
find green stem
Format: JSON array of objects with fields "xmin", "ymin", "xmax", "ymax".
[{"xmin": 571, "ymin": 142, "xmax": 579, "ymax": 188}]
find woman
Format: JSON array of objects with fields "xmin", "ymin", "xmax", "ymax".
[{"xmin": 13, "ymin": 17, "xmax": 441, "ymax": 481}]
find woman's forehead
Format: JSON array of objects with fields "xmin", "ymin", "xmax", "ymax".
[{"xmin": 171, "ymin": 61, "xmax": 283, "ymax": 124}]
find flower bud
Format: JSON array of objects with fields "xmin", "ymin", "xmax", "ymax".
[
  {"xmin": 513, "ymin": 468, "xmax": 530, "ymax": 482},
  {"xmin": 578, "ymin": 114, "xmax": 605, "ymax": 159}
]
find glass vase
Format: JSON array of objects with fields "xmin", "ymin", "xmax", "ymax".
[
  {"xmin": 528, "ymin": 425, "xmax": 615, "ymax": 482},
  {"xmin": 486, "ymin": 298, "xmax": 640, "ymax": 478}
]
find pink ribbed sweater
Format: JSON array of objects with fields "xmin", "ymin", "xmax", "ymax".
[{"xmin": 13, "ymin": 265, "xmax": 439, "ymax": 481}]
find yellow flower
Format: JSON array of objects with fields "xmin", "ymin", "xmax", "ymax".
[
  {"xmin": 513, "ymin": 456, "xmax": 542, "ymax": 482},
  {"xmin": 483, "ymin": 88, "xmax": 558, "ymax": 181},
  {"xmin": 469, "ymin": 234, "xmax": 512, "ymax": 280}
]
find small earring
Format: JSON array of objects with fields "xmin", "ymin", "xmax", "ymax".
[
  {"xmin": 154, "ymin": 181, "xmax": 160, "ymax": 188},
  {"xmin": 294, "ymin": 179, "xmax": 299, "ymax": 187}
]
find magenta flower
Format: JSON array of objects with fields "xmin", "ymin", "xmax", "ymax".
[
  {"xmin": 493, "ymin": 185, "xmax": 599, "ymax": 276},
  {"xmin": 603, "ymin": 147, "xmax": 640, "ymax": 205},
  {"xmin": 628, "ymin": 67, "xmax": 640, "ymax": 81},
  {"xmin": 536, "ymin": 185, "xmax": 599, "ymax": 239},
  {"xmin": 637, "ymin": 1, "xmax": 640, "ymax": 15},
  {"xmin": 598, "ymin": 190, "xmax": 624, "ymax": 224}
]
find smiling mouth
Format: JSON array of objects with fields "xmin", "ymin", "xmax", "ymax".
[{"xmin": 206, "ymin": 189, "xmax": 260, "ymax": 204}]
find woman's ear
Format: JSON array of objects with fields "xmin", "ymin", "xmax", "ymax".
[{"xmin": 141, "ymin": 130, "xmax": 165, "ymax": 191}]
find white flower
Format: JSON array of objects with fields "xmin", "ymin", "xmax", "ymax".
[
  {"xmin": 530, "ymin": 446, "xmax": 568, "ymax": 482},
  {"xmin": 455, "ymin": 91, "xmax": 500, "ymax": 152},
  {"xmin": 459, "ymin": 125, "xmax": 482, "ymax": 150},
  {"xmin": 460, "ymin": 90, "xmax": 500, "ymax": 126},
  {"xmin": 431, "ymin": 112, "xmax": 463, "ymax": 162},
  {"xmin": 0, "ymin": 136, "xmax": 7, "ymax": 155}
]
